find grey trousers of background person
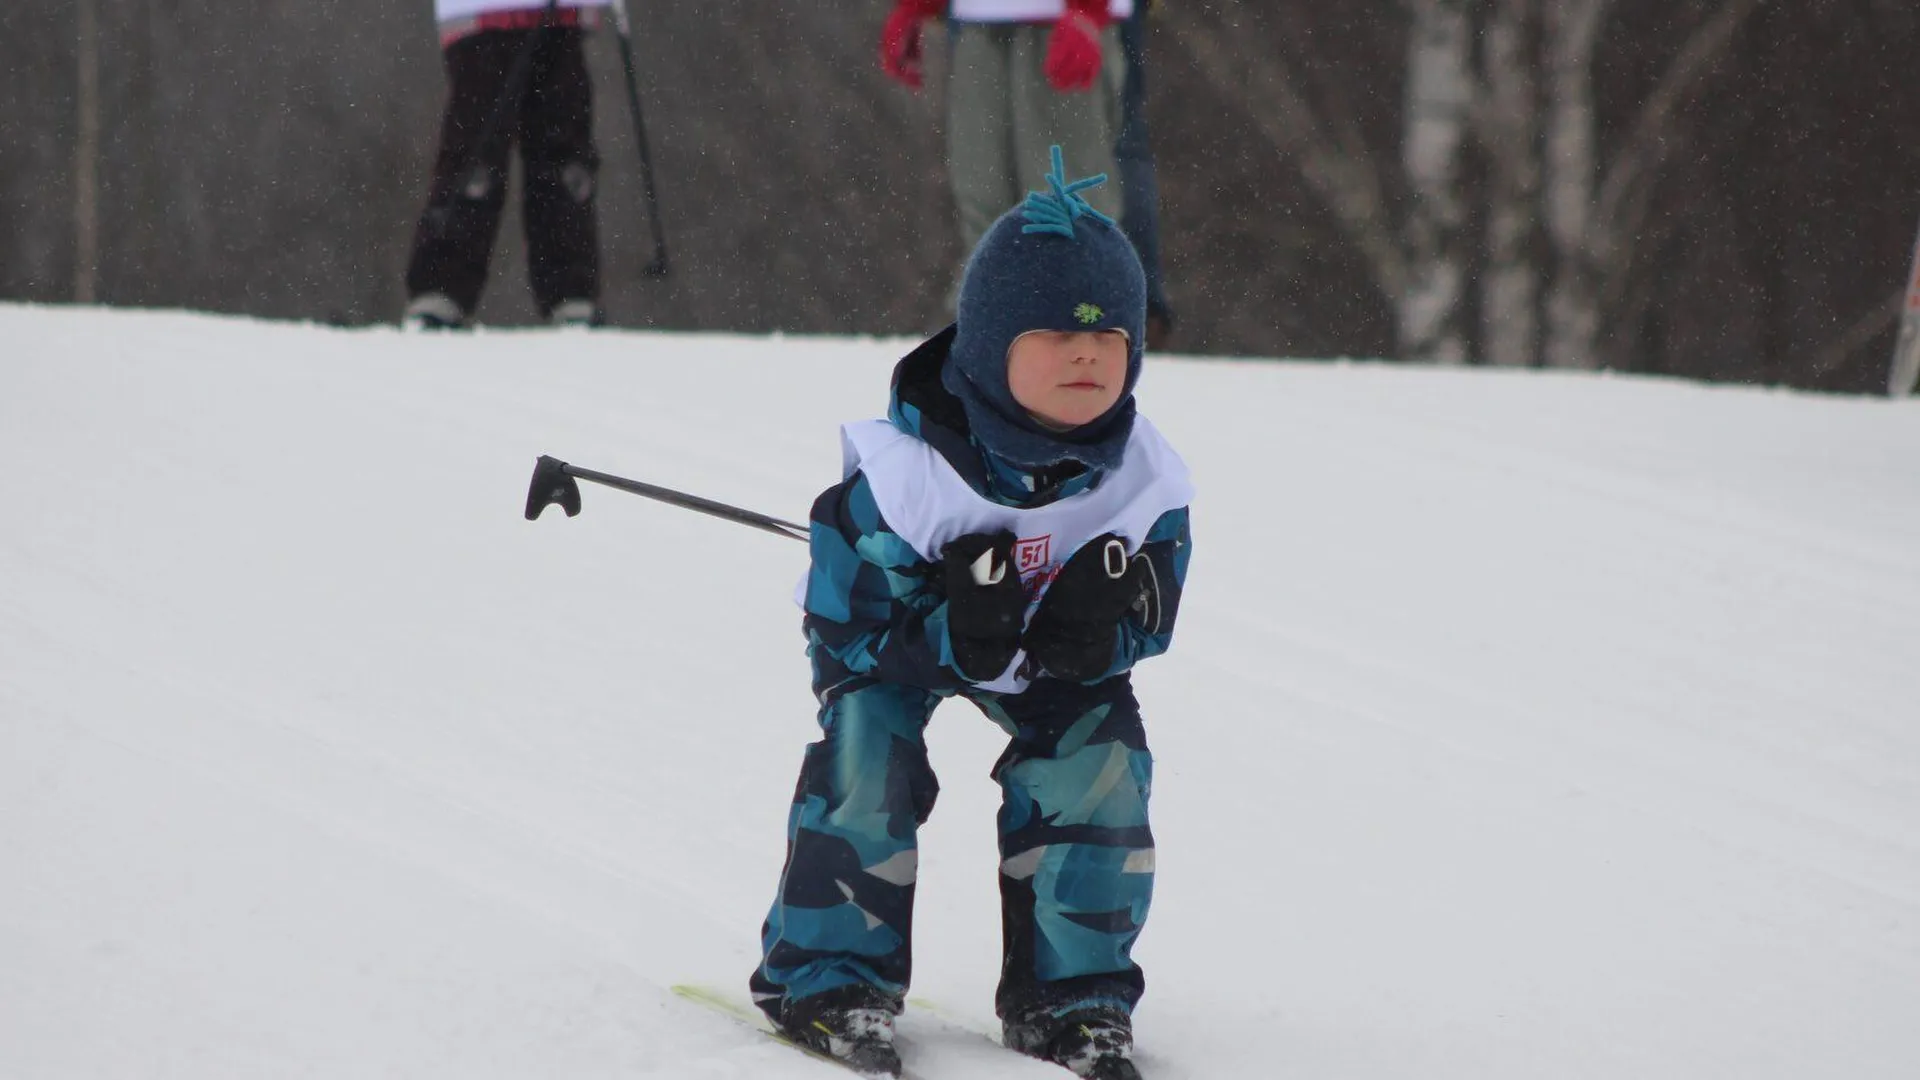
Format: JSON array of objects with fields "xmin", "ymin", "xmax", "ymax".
[{"xmin": 946, "ymin": 21, "xmax": 1127, "ymax": 301}]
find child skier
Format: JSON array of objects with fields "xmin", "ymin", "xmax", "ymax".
[{"xmin": 748, "ymin": 147, "xmax": 1194, "ymax": 1080}]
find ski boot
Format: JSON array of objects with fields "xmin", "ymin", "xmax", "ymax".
[
  {"xmin": 548, "ymin": 299, "xmax": 604, "ymax": 328},
  {"xmin": 402, "ymin": 292, "xmax": 467, "ymax": 331},
  {"xmin": 775, "ymin": 987, "xmax": 903, "ymax": 1078},
  {"xmin": 1005, "ymin": 1004, "xmax": 1143, "ymax": 1080}
]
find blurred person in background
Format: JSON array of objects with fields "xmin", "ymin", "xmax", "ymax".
[
  {"xmin": 1114, "ymin": 0, "xmax": 1172, "ymax": 350},
  {"xmin": 879, "ymin": 0, "xmax": 1133, "ymax": 321},
  {"xmin": 404, "ymin": 0, "xmax": 608, "ymax": 330}
]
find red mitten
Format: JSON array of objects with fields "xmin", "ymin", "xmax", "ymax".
[
  {"xmin": 880, "ymin": 0, "xmax": 947, "ymax": 90},
  {"xmin": 1044, "ymin": 1, "xmax": 1109, "ymax": 92}
]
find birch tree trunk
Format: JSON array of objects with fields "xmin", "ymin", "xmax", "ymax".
[
  {"xmin": 1176, "ymin": 1, "xmax": 1765, "ymax": 373},
  {"xmin": 1536, "ymin": 0, "xmax": 1765, "ymax": 370},
  {"xmin": 1400, "ymin": 0, "xmax": 1473, "ymax": 365},
  {"xmin": 1480, "ymin": 0, "xmax": 1541, "ymax": 367},
  {"xmin": 1541, "ymin": 0, "xmax": 1610, "ymax": 369},
  {"xmin": 74, "ymin": 0, "xmax": 100, "ymax": 304}
]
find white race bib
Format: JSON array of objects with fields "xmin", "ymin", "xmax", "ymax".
[
  {"xmin": 434, "ymin": 0, "xmax": 609, "ymax": 22},
  {"xmin": 950, "ymin": 0, "xmax": 1136, "ymax": 21},
  {"xmin": 807, "ymin": 415, "xmax": 1192, "ymax": 694}
]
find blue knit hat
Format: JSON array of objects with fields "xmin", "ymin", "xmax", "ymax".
[{"xmin": 945, "ymin": 147, "xmax": 1148, "ymax": 471}]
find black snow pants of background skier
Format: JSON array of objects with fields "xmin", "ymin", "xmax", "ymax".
[{"xmin": 404, "ymin": 27, "xmax": 600, "ymax": 320}]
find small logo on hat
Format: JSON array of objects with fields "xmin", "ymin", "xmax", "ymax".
[{"xmin": 1074, "ymin": 303, "xmax": 1104, "ymax": 325}]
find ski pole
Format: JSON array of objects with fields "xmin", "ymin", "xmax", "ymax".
[
  {"xmin": 524, "ymin": 455, "xmax": 1011, "ymax": 583},
  {"xmin": 607, "ymin": 0, "xmax": 670, "ymax": 277},
  {"xmin": 525, "ymin": 455, "xmax": 808, "ymax": 541}
]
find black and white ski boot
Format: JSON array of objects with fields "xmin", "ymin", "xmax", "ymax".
[
  {"xmin": 1005, "ymin": 1004, "xmax": 1143, "ymax": 1080},
  {"xmin": 548, "ymin": 298, "xmax": 604, "ymax": 328},
  {"xmin": 776, "ymin": 988, "xmax": 903, "ymax": 1078},
  {"xmin": 402, "ymin": 292, "xmax": 468, "ymax": 331}
]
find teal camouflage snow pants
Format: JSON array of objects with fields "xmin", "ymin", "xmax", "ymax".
[{"xmin": 749, "ymin": 674, "xmax": 1155, "ymax": 1027}]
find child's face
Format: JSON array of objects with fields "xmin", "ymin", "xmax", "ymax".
[{"xmin": 1005, "ymin": 330, "xmax": 1129, "ymax": 430}]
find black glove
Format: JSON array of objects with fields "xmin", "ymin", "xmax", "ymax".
[
  {"xmin": 1023, "ymin": 533, "xmax": 1148, "ymax": 682},
  {"xmin": 940, "ymin": 530, "xmax": 1028, "ymax": 682}
]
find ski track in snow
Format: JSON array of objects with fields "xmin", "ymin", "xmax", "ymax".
[{"xmin": 3, "ymin": 304, "xmax": 1919, "ymax": 1079}]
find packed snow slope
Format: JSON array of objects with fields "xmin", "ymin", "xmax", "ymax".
[{"xmin": 4, "ymin": 304, "xmax": 1919, "ymax": 1080}]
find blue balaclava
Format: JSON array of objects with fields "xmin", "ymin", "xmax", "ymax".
[{"xmin": 945, "ymin": 146, "xmax": 1148, "ymax": 472}]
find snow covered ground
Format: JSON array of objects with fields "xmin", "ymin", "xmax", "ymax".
[{"xmin": 3, "ymin": 303, "xmax": 1919, "ymax": 1079}]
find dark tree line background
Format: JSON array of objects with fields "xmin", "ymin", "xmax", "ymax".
[{"xmin": 2, "ymin": 1, "xmax": 1916, "ymax": 392}]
